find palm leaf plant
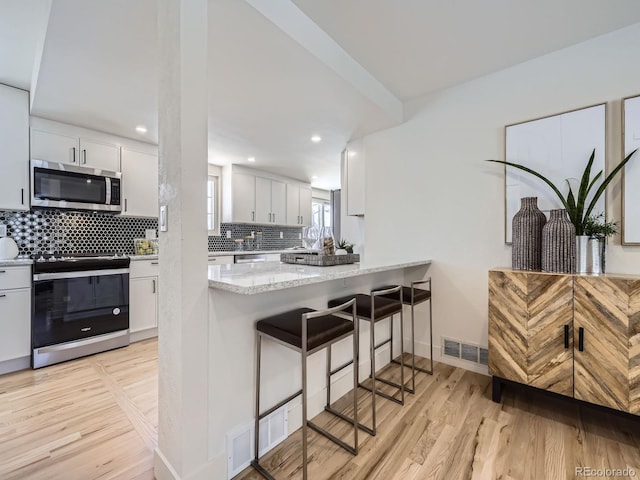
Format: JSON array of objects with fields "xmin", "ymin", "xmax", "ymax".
[{"xmin": 487, "ymin": 148, "xmax": 638, "ymax": 235}]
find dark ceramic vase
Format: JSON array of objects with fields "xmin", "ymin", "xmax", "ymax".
[
  {"xmin": 542, "ymin": 209, "xmax": 576, "ymax": 273},
  {"xmin": 512, "ymin": 197, "xmax": 547, "ymax": 270}
]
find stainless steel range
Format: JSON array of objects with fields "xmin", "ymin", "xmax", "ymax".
[{"xmin": 32, "ymin": 253, "xmax": 130, "ymax": 368}]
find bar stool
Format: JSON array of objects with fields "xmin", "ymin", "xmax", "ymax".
[
  {"xmin": 379, "ymin": 278, "xmax": 433, "ymax": 394},
  {"xmin": 251, "ymin": 298, "xmax": 358, "ymax": 480},
  {"xmin": 328, "ymin": 286, "xmax": 404, "ymax": 436}
]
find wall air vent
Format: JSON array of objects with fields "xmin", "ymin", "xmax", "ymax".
[{"xmin": 442, "ymin": 337, "xmax": 488, "ymax": 367}]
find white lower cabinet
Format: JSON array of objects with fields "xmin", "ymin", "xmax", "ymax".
[
  {"xmin": 0, "ymin": 288, "xmax": 31, "ymax": 363},
  {"xmin": 0, "ymin": 265, "xmax": 31, "ymax": 372},
  {"xmin": 129, "ymin": 260, "xmax": 159, "ymax": 341}
]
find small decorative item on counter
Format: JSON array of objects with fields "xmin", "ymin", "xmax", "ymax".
[
  {"xmin": 337, "ymin": 238, "xmax": 354, "ymax": 254},
  {"xmin": 0, "ymin": 236, "xmax": 19, "ymax": 260},
  {"xmin": 322, "ymin": 236, "xmax": 335, "ymax": 255},
  {"xmin": 234, "ymin": 238, "xmax": 244, "ymax": 251},
  {"xmin": 134, "ymin": 238, "xmax": 159, "ymax": 255},
  {"xmin": 255, "ymin": 231, "xmax": 263, "ymax": 250}
]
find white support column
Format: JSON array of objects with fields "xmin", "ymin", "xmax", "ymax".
[{"xmin": 155, "ymin": 0, "xmax": 213, "ymax": 479}]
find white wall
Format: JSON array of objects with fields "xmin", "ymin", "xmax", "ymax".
[{"xmin": 362, "ymin": 22, "xmax": 640, "ymax": 365}]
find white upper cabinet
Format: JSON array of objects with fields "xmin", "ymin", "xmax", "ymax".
[
  {"xmin": 0, "ymin": 84, "xmax": 29, "ymax": 211},
  {"xmin": 121, "ymin": 148, "xmax": 158, "ymax": 218},
  {"xmin": 256, "ymin": 177, "xmax": 286, "ymax": 224},
  {"xmin": 223, "ymin": 165, "xmax": 311, "ymax": 226},
  {"xmin": 32, "ymin": 130, "xmax": 120, "ymax": 172},
  {"xmin": 286, "ymin": 184, "xmax": 312, "ymax": 226},
  {"xmin": 232, "ymin": 172, "xmax": 256, "ymax": 223},
  {"xmin": 343, "ymin": 141, "xmax": 365, "ymax": 216}
]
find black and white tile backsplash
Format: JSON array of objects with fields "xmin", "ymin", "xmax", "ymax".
[{"xmin": 0, "ymin": 210, "xmax": 302, "ymax": 257}]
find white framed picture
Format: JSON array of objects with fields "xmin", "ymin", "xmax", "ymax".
[
  {"xmin": 504, "ymin": 103, "xmax": 606, "ymax": 243},
  {"xmin": 622, "ymin": 94, "xmax": 640, "ymax": 244}
]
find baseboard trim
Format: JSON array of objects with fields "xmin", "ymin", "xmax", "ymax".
[
  {"xmin": 0, "ymin": 355, "xmax": 30, "ymax": 375},
  {"xmin": 154, "ymin": 448, "xmax": 226, "ymax": 480}
]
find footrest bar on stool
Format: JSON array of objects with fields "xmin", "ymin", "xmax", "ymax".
[
  {"xmin": 258, "ymin": 389, "xmax": 303, "ymax": 421},
  {"xmin": 391, "ymin": 357, "xmax": 433, "ymax": 376},
  {"xmin": 325, "ymin": 406, "xmax": 375, "ymax": 436},
  {"xmin": 307, "ymin": 420, "xmax": 357, "ymax": 455},
  {"xmin": 330, "ymin": 359, "xmax": 354, "ymax": 376},
  {"xmin": 251, "ymin": 460, "xmax": 277, "ymax": 480},
  {"xmin": 374, "ymin": 338, "xmax": 391, "ymax": 350},
  {"xmin": 359, "ymin": 383, "xmax": 404, "ymax": 405}
]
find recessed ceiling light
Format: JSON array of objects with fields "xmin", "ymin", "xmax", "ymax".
[
  {"xmin": 311, "ymin": 135, "xmax": 322, "ymax": 143},
  {"xmin": 247, "ymin": 157, "xmax": 256, "ymax": 163},
  {"xmin": 135, "ymin": 125, "xmax": 147, "ymax": 134},
  {"xmin": 312, "ymin": 175, "xmax": 318, "ymax": 179},
  {"xmin": 348, "ymin": 150, "xmax": 357, "ymax": 157}
]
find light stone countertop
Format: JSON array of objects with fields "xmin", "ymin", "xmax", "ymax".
[
  {"xmin": 208, "ymin": 259, "xmax": 431, "ymax": 295},
  {"xmin": 208, "ymin": 249, "xmax": 310, "ymax": 257},
  {"xmin": 129, "ymin": 254, "xmax": 159, "ymax": 261},
  {"xmin": 0, "ymin": 258, "xmax": 33, "ymax": 267}
]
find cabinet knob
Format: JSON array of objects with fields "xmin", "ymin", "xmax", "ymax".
[
  {"xmin": 152, "ymin": 279, "xmax": 156, "ymax": 294},
  {"xmin": 0, "ymin": 294, "xmax": 6, "ymax": 298},
  {"xmin": 82, "ymin": 149, "xmax": 87, "ymax": 165},
  {"xmin": 578, "ymin": 327, "xmax": 585, "ymax": 352},
  {"xmin": 71, "ymin": 147, "xmax": 77, "ymax": 163}
]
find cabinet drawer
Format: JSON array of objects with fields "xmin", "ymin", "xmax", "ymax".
[
  {"xmin": 208, "ymin": 255, "xmax": 234, "ymax": 265},
  {"xmin": 129, "ymin": 259, "xmax": 160, "ymax": 279},
  {"xmin": 0, "ymin": 266, "xmax": 31, "ymax": 290}
]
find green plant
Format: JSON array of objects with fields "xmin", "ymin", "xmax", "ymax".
[
  {"xmin": 582, "ymin": 213, "xmax": 618, "ymax": 238},
  {"xmin": 337, "ymin": 238, "xmax": 354, "ymax": 250},
  {"xmin": 487, "ymin": 148, "xmax": 637, "ymax": 235}
]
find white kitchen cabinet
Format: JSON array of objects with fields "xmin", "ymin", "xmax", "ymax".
[
  {"xmin": 286, "ymin": 185, "xmax": 312, "ymax": 226},
  {"xmin": 31, "ymin": 129, "xmax": 120, "ymax": 172},
  {"xmin": 208, "ymin": 255, "xmax": 234, "ymax": 265},
  {"xmin": 129, "ymin": 260, "xmax": 159, "ymax": 340},
  {"xmin": 0, "ymin": 266, "xmax": 31, "ymax": 368},
  {"xmin": 0, "ymin": 84, "xmax": 29, "ymax": 211},
  {"xmin": 256, "ymin": 177, "xmax": 286, "ymax": 224},
  {"xmin": 343, "ymin": 144, "xmax": 365, "ymax": 216},
  {"xmin": 232, "ymin": 173, "xmax": 256, "ymax": 223},
  {"xmin": 121, "ymin": 148, "xmax": 158, "ymax": 218}
]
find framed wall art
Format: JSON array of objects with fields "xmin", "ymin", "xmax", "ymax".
[
  {"xmin": 504, "ymin": 103, "xmax": 606, "ymax": 243},
  {"xmin": 622, "ymin": 94, "xmax": 640, "ymax": 244}
]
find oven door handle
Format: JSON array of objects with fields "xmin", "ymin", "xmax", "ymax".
[
  {"xmin": 35, "ymin": 330, "xmax": 129, "ymax": 354},
  {"xmin": 33, "ymin": 268, "xmax": 130, "ymax": 281}
]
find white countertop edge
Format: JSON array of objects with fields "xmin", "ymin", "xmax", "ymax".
[
  {"xmin": 129, "ymin": 254, "xmax": 159, "ymax": 261},
  {"xmin": 0, "ymin": 259, "xmax": 34, "ymax": 266},
  {"xmin": 208, "ymin": 249, "xmax": 310, "ymax": 257},
  {"xmin": 208, "ymin": 260, "xmax": 431, "ymax": 295}
]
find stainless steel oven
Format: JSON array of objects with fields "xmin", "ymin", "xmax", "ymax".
[
  {"xmin": 31, "ymin": 159, "xmax": 122, "ymax": 212},
  {"xmin": 32, "ymin": 255, "xmax": 130, "ymax": 368}
]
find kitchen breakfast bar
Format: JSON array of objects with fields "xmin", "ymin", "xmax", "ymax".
[{"xmin": 205, "ymin": 259, "xmax": 431, "ymax": 475}]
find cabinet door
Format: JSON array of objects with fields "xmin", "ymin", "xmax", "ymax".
[
  {"xmin": 255, "ymin": 176, "xmax": 272, "ymax": 223},
  {"xmin": 0, "ymin": 288, "xmax": 31, "ymax": 362},
  {"xmin": 232, "ymin": 173, "xmax": 256, "ymax": 223},
  {"xmin": 0, "ymin": 85, "xmax": 29, "ymax": 211},
  {"xmin": 286, "ymin": 184, "xmax": 300, "ymax": 225},
  {"xmin": 31, "ymin": 129, "xmax": 79, "ymax": 165},
  {"xmin": 299, "ymin": 187, "xmax": 312, "ymax": 226},
  {"xmin": 574, "ymin": 276, "xmax": 631, "ymax": 412},
  {"xmin": 488, "ymin": 270, "xmax": 573, "ymax": 396},
  {"xmin": 346, "ymin": 153, "xmax": 364, "ymax": 216},
  {"xmin": 271, "ymin": 180, "xmax": 286, "ymax": 224},
  {"xmin": 130, "ymin": 277, "xmax": 158, "ymax": 333},
  {"xmin": 79, "ymin": 138, "xmax": 120, "ymax": 171},
  {"xmin": 121, "ymin": 149, "xmax": 158, "ymax": 217}
]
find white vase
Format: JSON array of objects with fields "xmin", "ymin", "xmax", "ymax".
[
  {"xmin": 0, "ymin": 237, "xmax": 19, "ymax": 259},
  {"xmin": 576, "ymin": 235, "xmax": 605, "ymax": 274}
]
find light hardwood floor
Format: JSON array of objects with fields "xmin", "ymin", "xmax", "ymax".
[
  {"xmin": 0, "ymin": 339, "xmax": 157, "ymax": 480},
  {"xmin": 2, "ymin": 341, "xmax": 640, "ymax": 479}
]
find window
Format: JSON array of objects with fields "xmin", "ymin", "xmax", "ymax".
[
  {"xmin": 207, "ymin": 175, "xmax": 219, "ymax": 235},
  {"xmin": 311, "ymin": 199, "xmax": 331, "ymax": 230}
]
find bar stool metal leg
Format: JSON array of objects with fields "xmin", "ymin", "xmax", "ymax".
[{"xmin": 412, "ymin": 279, "xmax": 434, "ymax": 375}]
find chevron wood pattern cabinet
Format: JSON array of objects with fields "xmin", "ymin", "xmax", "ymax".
[{"xmin": 489, "ymin": 268, "xmax": 640, "ymax": 416}]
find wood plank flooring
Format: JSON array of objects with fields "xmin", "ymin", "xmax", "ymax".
[
  {"xmin": 0, "ymin": 339, "xmax": 157, "ymax": 480},
  {"xmin": 237, "ymin": 356, "xmax": 640, "ymax": 480},
  {"xmin": 2, "ymin": 340, "xmax": 640, "ymax": 479}
]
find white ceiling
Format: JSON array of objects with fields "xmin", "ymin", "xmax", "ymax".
[{"xmin": 2, "ymin": 1, "xmax": 640, "ymax": 190}]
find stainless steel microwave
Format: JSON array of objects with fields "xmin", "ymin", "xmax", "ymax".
[{"xmin": 31, "ymin": 159, "xmax": 122, "ymax": 212}]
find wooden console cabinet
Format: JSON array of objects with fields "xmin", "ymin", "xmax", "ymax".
[{"xmin": 488, "ymin": 268, "xmax": 640, "ymax": 415}]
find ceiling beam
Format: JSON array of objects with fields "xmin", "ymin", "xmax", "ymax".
[{"xmin": 245, "ymin": 0, "xmax": 403, "ymax": 123}]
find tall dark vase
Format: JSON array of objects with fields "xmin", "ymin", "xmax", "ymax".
[
  {"xmin": 542, "ymin": 209, "xmax": 576, "ymax": 273},
  {"xmin": 512, "ymin": 197, "xmax": 547, "ymax": 270}
]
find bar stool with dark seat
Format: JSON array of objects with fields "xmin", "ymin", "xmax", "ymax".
[
  {"xmin": 251, "ymin": 298, "xmax": 358, "ymax": 480},
  {"xmin": 328, "ymin": 286, "xmax": 404, "ymax": 436},
  {"xmin": 379, "ymin": 278, "xmax": 433, "ymax": 394}
]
